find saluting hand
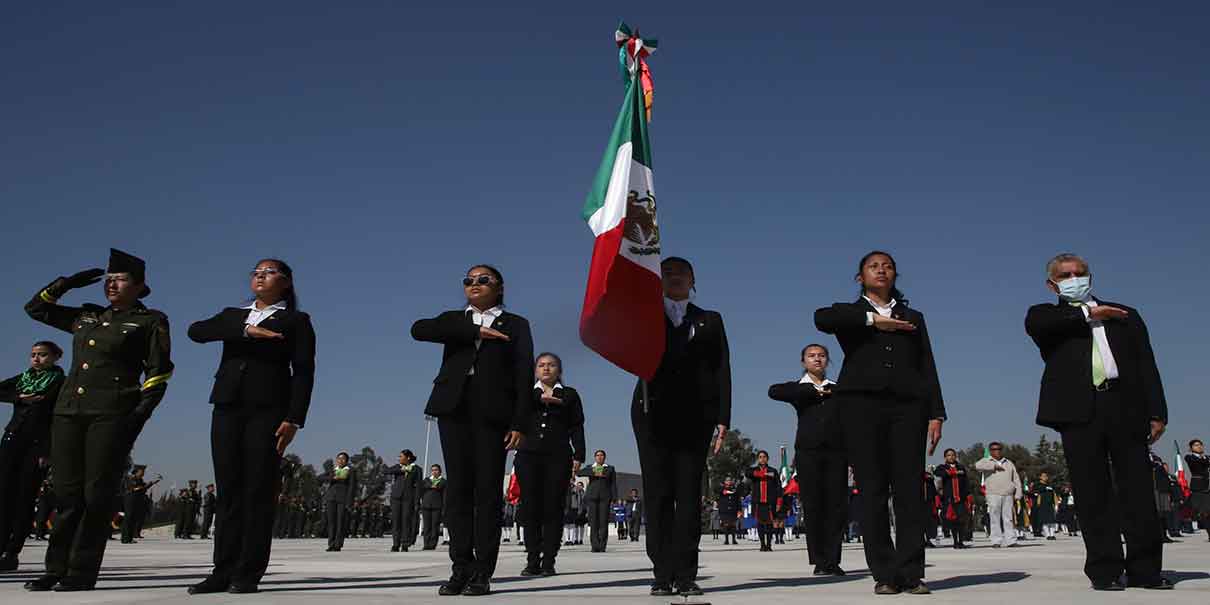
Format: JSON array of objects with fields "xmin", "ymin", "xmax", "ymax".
[
  {"xmin": 540, "ymin": 394, "xmax": 563, "ymax": 406},
  {"xmin": 503, "ymin": 430, "xmax": 524, "ymax": 450},
  {"xmin": 246, "ymin": 325, "xmax": 285, "ymax": 340},
  {"xmin": 927, "ymin": 419, "xmax": 944, "ymax": 456},
  {"xmin": 275, "ymin": 422, "xmax": 298, "ymax": 456},
  {"xmin": 18, "ymin": 394, "xmax": 45, "ymax": 403},
  {"xmin": 480, "ymin": 326, "xmax": 510, "ymax": 341},
  {"xmin": 713, "ymin": 425, "xmax": 728, "ymax": 456},
  {"xmin": 63, "ymin": 268, "xmax": 105, "ymax": 291},
  {"xmin": 872, "ymin": 314, "xmax": 916, "ymax": 332},
  {"xmin": 1089, "ymin": 305, "xmax": 1129, "ymax": 322}
]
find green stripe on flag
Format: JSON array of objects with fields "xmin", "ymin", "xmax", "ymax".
[{"xmin": 582, "ymin": 72, "xmax": 652, "ymax": 222}]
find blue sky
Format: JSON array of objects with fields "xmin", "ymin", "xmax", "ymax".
[{"xmin": 2, "ymin": 2, "xmax": 1207, "ymax": 490}]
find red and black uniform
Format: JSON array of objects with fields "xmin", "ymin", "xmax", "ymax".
[
  {"xmin": 746, "ymin": 464, "xmax": 782, "ymax": 551},
  {"xmin": 933, "ymin": 463, "xmax": 971, "ymax": 548}
]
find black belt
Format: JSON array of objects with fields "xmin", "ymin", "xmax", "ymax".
[{"xmin": 1094, "ymin": 378, "xmax": 1120, "ymax": 392}]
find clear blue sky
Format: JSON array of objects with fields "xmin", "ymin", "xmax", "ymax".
[{"xmin": 2, "ymin": 2, "xmax": 1206, "ymax": 491}]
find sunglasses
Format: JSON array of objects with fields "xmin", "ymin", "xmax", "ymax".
[
  {"xmin": 462, "ymin": 275, "xmax": 496, "ymax": 287},
  {"xmin": 250, "ymin": 269, "xmax": 284, "ymax": 278}
]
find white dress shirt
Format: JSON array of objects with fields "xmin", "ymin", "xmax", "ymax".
[
  {"xmin": 467, "ymin": 305, "xmax": 504, "ymax": 375},
  {"xmin": 863, "ymin": 296, "xmax": 897, "ymax": 326},
  {"xmin": 798, "ymin": 375, "xmax": 836, "ymax": 392},
  {"xmin": 244, "ymin": 300, "xmax": 287, "ymax": 327},
  {"xmin": 534, "ymin": 380, "xmax": 565, "ymax": 392},
  {"xmin": 1077, "ymin": 300, "xmax": 1120, "ymax": 380},
  {"xmin": 664, "ymin": 297, "xmax": 696, "ymax": 339}
]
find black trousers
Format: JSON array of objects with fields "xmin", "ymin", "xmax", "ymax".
[
  {"xmin": 45, "ymin": 414, "xmax": 139, "ymax": 580},
  {"xmin": 326, "ymin": 502, "xmax": 348, "ymax": 549},
  {"xmin": 438, "ymin": 399, "xmax": 508, "ymax": 579},
  {"xmin": 632, "ymin": 404, "xmax": 713, "ymax": 584},
  {"xmin": 392, "ymin": 499, "xmax": 418, "ymax": 548},
  {"xmin": 120, "ymin": 494, "xmax": 142, "ymax": 542},
  {"xmin": 1059, "ymin": 388, "xmax": 1163, "ymax": 584},
  {"xmin": 0, "ymin": 432, "xmax": 47, "ymax": 557},
  {"xmin": 840, "ymin": 395, "xmax": 927, "ymax": 586},
  {"xmin": 422, "ymin": 507, "xmax": 443, "ymax": 549},
  {"xmin": 514, "ymin": 450, "xmax": 570, "ymax": 568},
  {"xmin": 942, "ymin": 501, "xmax": 970, "ymax": 545},
  {"xmin": 209, "ymin": 405, "xmax": 285, "ymax": 584},
  {"xmin": 201, "ymin": 510, "xmax": 215, "ymax": 538},
  {"xmin": 798, "ymin": 448, "xmax": 848, "ymax": 568},
  {"xmin": 628, "ymin": 516, "xmax": 640, "ymax": 540},
  {"xmin": 586, "ymin": 495, "xmax": 611, "ymax": 551}
]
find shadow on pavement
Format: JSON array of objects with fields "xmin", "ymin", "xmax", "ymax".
[
  {"xmin": 1165, "ymin": 570, "xmax": 1210, "ymax": 585},
  {"xmin": 931, "ymin": 571, "xmax": 1029, "ymax": 590}
]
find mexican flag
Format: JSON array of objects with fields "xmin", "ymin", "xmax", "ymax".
[
  {"xmin": 980, "ymin": 443, "xmax": 990, "ymax": 493},
  {"xmin": 779, "ymin": 446, "xmax": 792, "ymax": 488},
  {"xmin": 1175, "ymin": 440, "xmax": 1190, "ymax": 498},
  {"xmin": 579, "ymin": 28, "xmax": 664, "ymax": 380}
]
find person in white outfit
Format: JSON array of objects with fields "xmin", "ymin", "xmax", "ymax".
[{"xmin": 975, "ymin": 442, "xmax": 1023, "ymax": 547}]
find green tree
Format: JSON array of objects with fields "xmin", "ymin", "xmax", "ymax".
[{"xmin": 706, "ymin": 427, "xmax": 757, "ymax": 500}]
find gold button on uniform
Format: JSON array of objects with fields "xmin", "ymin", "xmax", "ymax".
[
  {"xmin": 81, "ymin": 363, "xmax": 90, "ymax": 370},
  {"xmin": 88, "ymin": 339, "xmax": 96, "ymax": 346},
  {"xmin": 77, "ymin": 387, "xmax": 85, "ymax": 394}
]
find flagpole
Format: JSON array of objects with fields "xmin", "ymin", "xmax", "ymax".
[{"xmin": 423, "ymin": 414, "xmax": 435, "ymax": 470}]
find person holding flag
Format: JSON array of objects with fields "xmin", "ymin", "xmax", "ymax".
[{"xmin": 1185, "ymin": 439, "xmax": 1210, "ymax": 540}]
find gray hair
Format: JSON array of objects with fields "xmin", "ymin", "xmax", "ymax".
[{"xmin": 1045, "ymin": 253, "xmax": 1089, "ymax": 278}]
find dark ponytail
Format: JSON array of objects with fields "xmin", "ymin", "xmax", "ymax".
[
  {"xmin": 856, "ymin": 250, "xmax": 907, "ymax": 305},
  {"xmin": 257, "ymin": 258, "xmax": 299, "ymax": 310}
]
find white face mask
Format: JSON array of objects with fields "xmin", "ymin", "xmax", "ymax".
[{"xmin": 1053, "ymin": 276, "xmax": 1091, "ymax": 302}]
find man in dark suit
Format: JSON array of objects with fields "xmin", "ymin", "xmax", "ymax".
[
  {"xmin": 323, "ymin": 452, "xmax": 356, "ymax": 552},
  {"xmin": 1026, "ymin": 253, "xmax": 1171, "ymax": 591},
  {"xmin": 420, "ymin": 464, "xmax": 445, "ymax": 550},
  {"xmin": 577, "ymin": 450, "xmax": 617, "ymax": 552},
  {"xmin": 633, "ymin": 257, "xmax": 731, "ymax": 597},
  {"xmin": 200, "ymin": 484, "xmax": 216, "ymax": 539},
  {"xmin": 768, "ymin": 343, "xmax": 847, "ymax": 575},
  {"xmin": 625, "ymin": 488, "xmax": 643, "ymax": 541},
  {"xmin": 387, "ymin": 449, "xmax": 422, "ymax": 552}
]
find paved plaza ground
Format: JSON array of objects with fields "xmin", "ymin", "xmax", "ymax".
[{"xmin": 1, "ymin": 532, "xmax": 1207, "ymax": 604}]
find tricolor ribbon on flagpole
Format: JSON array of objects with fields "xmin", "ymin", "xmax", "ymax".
[{"xmin": 616, "ymin": 21, "xmax": 657, "ymax": 121}]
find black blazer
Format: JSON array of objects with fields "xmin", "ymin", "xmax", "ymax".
[
  {"xmin": 1025, "ymin": 298, "xmax": 1167, "ymax": 430},
  {"xmin": 420, "ymin": 477, "xmax": 445, "ymax": 509},
  {"xmin": 814, "ymin": 299, "xmax": 946, "ymax": 420},
  {"xmin": 518, "ymin": 385, "xmax": 586, "ymax": 462},
  {"xmin": 631, "ymin": 303, "xmax": 732, "ymax": 427},
  {"xmin": 768, "ymin": 379, "xmax": 842, "ymax": 455},
  {"xmin": 411, "ymin": 309, "xmax": 534, "ymax": 431},
  {"xmin": 187, "ymin": 306, "xmax": 317, "ymax": 427},
  {"xmin": 577, "ymin": 463, "xmax": 617, "ymax": 501},
  {"xmin": 323, "ymin": 468, "xmax": 357, "ymax": 506},
  {"xmin": 387, "ymin": 464, "xmax": 422, "ymax": 502},
  {"xmin": 0, "ymin": 370, "xmax": 64, "ymax": 444}
]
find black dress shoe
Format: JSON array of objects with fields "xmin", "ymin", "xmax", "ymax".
[
  {"xmin": 540, "ymin": 567, "xmax": 557, "ymax": 577},
  {"xmin": 228, "ymin": 582, "xmax": 259, "ymax": 594},
  {"xmin": 650, "ymin": 581, "xmax": 675, "ymax": 596},
  {"xmin": 438, "ymin": 575, "xmax": 469, "ymax": 596},
  {"xmin": 187, "ymin": 576, "xmax": 231, "ymax": 595},
  {"xmin": 325, "ymin": 546, "xmax": 336, "ymax": 552},
  {"xmin": 24, "ymin": 574, "xmax": 61, "ymax": 591},
  {"xmin": 902, "ymin": 582, "xmax": 931, "ymax": 595},
  {"xmin": 813, "ymin": 566, "xmax": 831, "ymax": 576},
  {"xmin": 520, "ymin": 566, "xmax": 541, "ymax": 577},
  {"xmin": 1091, "ymin": 580, "xmax": 1126, "ymax": 591},
  {"xmin": 52, "ymin": 576, "xmax": 96, "ymax": 592},
  {"xmin": 390, "ymin": 546, "xmax": 400, "ymax": 552},
  {"xmin": 874, "ymin": 583, "xmax": 901, "ymax": 595},
  {"xmin": 462, "ymin": 574, "xmax": 490, "ymax": 596},
  {"xmin": 1126, "ymin": 577, "xmax": 1174, "ymax": 590},
  {"xmin": 828, "ymin": 565, "xmax": 847, "ymax": 576},
  {"xmin": 676, "ymin": 581, "xmax": 704, "ymax": 596}
]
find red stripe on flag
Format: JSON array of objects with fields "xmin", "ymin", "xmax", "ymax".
[{"xmin": 579, "ymin": 224, "xmax": 664, "ymax": 381}]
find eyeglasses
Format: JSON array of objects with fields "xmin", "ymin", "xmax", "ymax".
[
  {"xmin": 463, "ymin": 275, "xmax": 495, "ymax": 287},
  {"xmin": 250, "ymin": 269, "xmax": 283, "ymax": 278}
]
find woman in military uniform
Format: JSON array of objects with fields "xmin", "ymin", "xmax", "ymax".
[
  {"xmin": 0, "ymin": 341, "xmax": 65, "ymax": 571},
  {"xmin": 186, "ymin": 258, "xmax": 315, "ymax": 595},
  {"xmin": 515, "ymin": 352, "xmax": 585, "ymax": 577},
  {"xmin": 23, "ymin": 249, "xmax": 173, "ymax": 592}
]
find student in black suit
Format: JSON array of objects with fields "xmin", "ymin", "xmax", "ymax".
[
  {"xmin": 633, "ymin": 256, "xmax": 731, "ymax": 598},
  {"xmin": 387, "ymin": 449, "xmax": 422, "ymax": 552},
  {"xmin": 186, "ymin": 258, "xmax": 316, "ymax": 595},
  {"xmin": 201, "ymin": 484, "xmax": 216, "ymax": 539},
  {"xmin": 577, "ymin": 449, "xmax": 616, "ymax": 552},
  {"xmin": 515, "ymin": 352, "xmax": 585, "ymax": 576},
  {"xmin": 768, "ymin": 343, "xmax": 846, "ymax": 575},
  {"xmin": 815, "ymin": 250, "xmax": 946, "ymax": 596},
  {"xmin": 411, "ymin": 264, "xmax": 533, "ymax": 597},
  {"xmin": 0, "ymin": 341, "xmax": 64, "ymax": 572},
  {"xmin": 625, "ymin": 488, "xmax": 643, "ymax": 541},
  {"xmin": 420, "ymin": 464, "xmax": 446, "ymax": 550},
  {"xmin": 1025, "ymin": 253, "xmax": 1171, "ymax": 591},
  {"xmin": 746, "ymin": 450, "xmax": 782, "ymax": 552},
  {"xmin": 323, "ymin": 452, "xmax": 357, "ymax": 552}
]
